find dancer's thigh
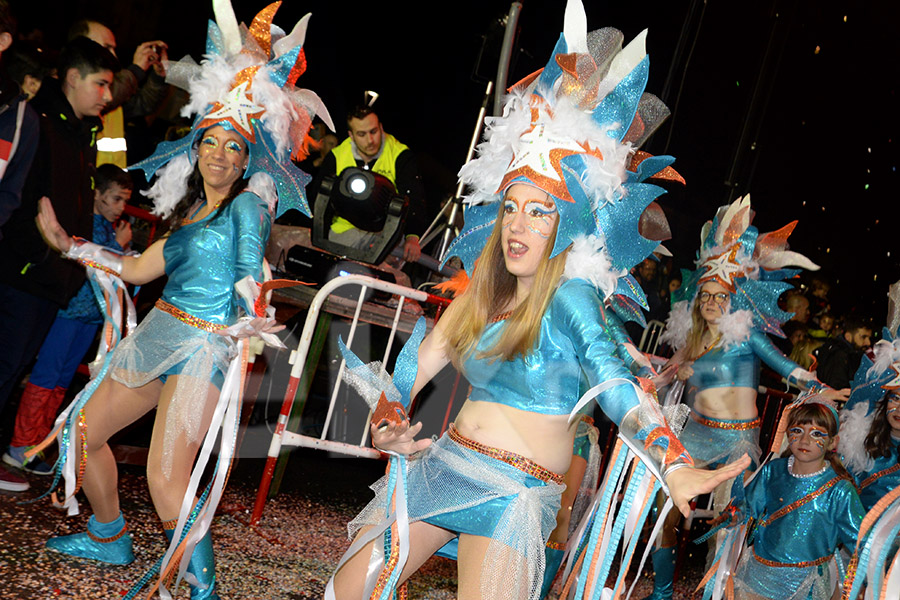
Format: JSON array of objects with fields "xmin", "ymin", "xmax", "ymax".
[
  {"xmin": 147, "ymin": 374, "xmax": 220, "ymax": 482},
  {"xmin": 83, "ymin": 376, "xmax": 164, "ymax": 446},
  {"xmin": 332, "ymin": 521, "xmax": 456, "ymax": 598}
]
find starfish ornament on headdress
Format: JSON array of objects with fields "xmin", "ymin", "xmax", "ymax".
[
  {"xmin": 664, "ymin": 195, "xmax": 820, "ymax": 348},
  {"xmin": 131, "ymin": 0, "xmax": 333, "ymax": 220},
  {"xmin": 445, "ymin": 0, "xmax": 683, "ymax": 315}
]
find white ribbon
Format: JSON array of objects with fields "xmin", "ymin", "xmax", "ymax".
[{"xmin": 158, "ymin": 339, "xmax": 245, "ymax": 599}]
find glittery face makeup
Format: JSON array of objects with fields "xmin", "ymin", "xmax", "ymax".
[
  {"xmin": 197, "ymin": 125, "xmax": 249, "ymax": 196},
  {"xmin": 886, "ymin": 393, "xmax": 900, "ymax": 434},
  {"xmin": 787, "ymin": 423, "xmax": 833, "ymax": 470},
  {"xmin": 499, "ymin": 183, "xmax": 558, "ymax": 290},
  {"xmin": 501, "ymin": 195, "xmax": 558, "ymax": 238}
]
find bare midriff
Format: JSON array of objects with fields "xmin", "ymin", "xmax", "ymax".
[
  {"xmin": 693, "ymin": 385, "xmax": 759, "ymax": 421},
  {"xmin": 454, "ymin": 399, "xmax": 577, "ymax": 475}
]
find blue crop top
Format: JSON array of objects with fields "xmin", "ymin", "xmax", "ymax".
[
  {"xmin": 461, "ymin": 278, "xmax": 640, "ymax": 425},
  {"xmin": 688, "ymin": 331, "xmax": 798, "ymax": 392},
  {"xmin": 161, "ymin": 191, "xmax": 271, "ymax": 325}
]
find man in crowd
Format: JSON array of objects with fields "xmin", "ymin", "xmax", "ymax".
[
  {"xmin": 313, "ymin": 104, "xmax": 426, "ymax": 263},
  {"xmin": 0, "ymin": 37, "xmax": 116, "ymax": 491},
  {"xmin": 814, "ymin": 316, "xmax": 873, "ymax": 390},
  {"xmin": 69, "ymin": 18, "xmax": 168, "ymax": 167}
]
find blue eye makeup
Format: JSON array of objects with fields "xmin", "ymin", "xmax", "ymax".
[
  {"xmin": 224, "ymin": 140, "xmax": 243, "ymax": 154},
  {"xmin": 200, "ymin": 136, "xmax": 218, "ymax": 149}
]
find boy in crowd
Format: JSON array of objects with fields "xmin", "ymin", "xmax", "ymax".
[{"xmin": 4, "ymin": 164, "xmax": 132, "ymax": 475}]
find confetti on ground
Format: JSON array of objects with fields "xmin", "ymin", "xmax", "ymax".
[{"xmin": 0, "ymin": 450, "xmax": 709, "ymax": 599}]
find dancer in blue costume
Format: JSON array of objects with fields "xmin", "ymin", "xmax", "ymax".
[
  {"xmin": 840, "ymin": 281, "xmax": 900, "ymax": 512},
  {"xmin": 34, "ymin": 2, "xmax": 331, "ymax": 598},
  {"xmin": 726, "ymin": 401, "xmax": 863, "ymax": 600},
  {"xmin": 328, "ymin": 2, "xmax": 749, "ymax": 599},
  {"xmin": 645, "ymin": 196, "xmax": 848, "ymax": 600},
  {"xmin": 838, "ymin": 291, "xmax": 900, "ymax": 600}
]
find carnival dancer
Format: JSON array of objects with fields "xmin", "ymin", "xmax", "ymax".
[
  {"xmin": 328, "ymin": 2, "xmax": 750, "ymax": 599},
  {"xmin": 33, "ymin": 2, "xmax": 331, "ymax": 598},
  {"xmin": 839, "ymin": 281, "xmax": 900, "ymax": 514},
  {"xmin": 645, "ymin": 196, "xmax": 849, "ymax": 600},
  {"xmin": 718, "ymin": 400, "xmax": 863, "ymax": 600}
]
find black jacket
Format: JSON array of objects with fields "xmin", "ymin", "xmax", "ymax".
[
  {"xmin": 814, "ymin": 336, "xmax": 863, "ymax": 390},
  {"xmin": 0, "ymin": 78, "xmax": 101, "ymax": 306}
]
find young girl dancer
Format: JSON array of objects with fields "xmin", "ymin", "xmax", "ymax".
[{"xmin": 732, "ymin": 401, "xmax": 864, "ymax": 600}]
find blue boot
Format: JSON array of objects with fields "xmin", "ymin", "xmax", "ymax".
[
  {"xmin": 642, "ymin": 546, "xmax": 677, "ymax": 600},
  {"xmin": 541, "ymin": 543, "xmax": 565, "ymax": 599},
  {"xmin": 46, "ymin": 513, "xmax": 134, "ymax": 565},
  {"xmin": 164, "ymin": 526, "xmax": 219, "ymax": 600}
]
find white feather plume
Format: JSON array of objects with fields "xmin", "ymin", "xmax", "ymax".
[
  {"xmin": 562, "ymin": 234, "xmax": 624, "ymax": 299},
  {"xmin": 718, "ymin": 308, "xmax": 753, "ymax": 347},
  {"xmin": 659, "ymin": 300, "xmax": 693, "ymax": 350},
  {"xmin": 839, "ymin": 401, "xmax": 876, "ymax": 475},
  {"xmin": 246, "ymin": 172, "xmax": 277, "ymax": 214},
  {"xmin": 144, "ymin": 153, "xmax": 194, "ymax": 218},
  {"xmin": 869, "ymin": 338, "xmax": 900, "ymax": 380}
]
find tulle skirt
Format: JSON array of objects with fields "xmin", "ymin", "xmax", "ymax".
[{"xmin": 108, "ymin": 307, "xmax": 235, "ymax": 476}]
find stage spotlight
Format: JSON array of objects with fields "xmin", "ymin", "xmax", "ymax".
[{"xmin": 311, "ymin": 167, "xmax": 409, "ymax": 265}]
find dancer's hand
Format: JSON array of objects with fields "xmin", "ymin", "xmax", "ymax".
[
  {"xmin": 675, "ymin": 362, "xmax": 694, "ymax": 381},
  {"xmin": 36, "ymin": 197, "xmax": 73, "ymax": 252},
  {"xmin": 821, "ymin": 387, "xmax": 850, "ymax": 403},
  {"xmin": 651, "ymin": 363, "xmax": 678, "ymax": 389},
  {"xmin": 664, "ymin": 453, "xmax": 751, "ymax": 517},
  {"xmin": 371, "ymin": 419, "xmax": 432, "ymax": 456}
]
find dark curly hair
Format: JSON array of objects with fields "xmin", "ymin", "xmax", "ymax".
[{"xmin": 864, "ymin": 392, "xmax": 900, "ymax": 464}]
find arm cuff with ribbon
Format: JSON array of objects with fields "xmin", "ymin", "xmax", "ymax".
[
  {"xmin": 64, "ymin": 237, "xmax": 125, "ymax": 277},
  {"xmin": 787, "ymin": 367, "xmax": 826, "ymax": 393},
  {"xmin": 618, "ymin": 403, "xmax": 694, "ymax": 494}
]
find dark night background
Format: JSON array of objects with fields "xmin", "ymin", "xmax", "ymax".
[{"xmin": 9, "ymin": 0, "xmax": 899, "ymax": 324}]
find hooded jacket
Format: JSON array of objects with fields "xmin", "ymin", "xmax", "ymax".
[{"xmin": 0, "ymin": 77, "xmax": 101, "ymax": 306}]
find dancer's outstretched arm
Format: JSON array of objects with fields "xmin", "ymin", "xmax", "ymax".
[
  {"xmin": 37, "ymin": 196, "xmax": 165, "ymax": 284},
  {"xmin": 665, "ymin": 453, "xmax": 752, "ymax": 517}
]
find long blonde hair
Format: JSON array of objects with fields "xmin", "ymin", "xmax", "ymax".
[
  {"xmin": 684, "ymin": 300, "xmax": 711, "ymax": 360},
  {"xmin": 441, "ymin": 201, "xmax": 568, "ymax": 368}
]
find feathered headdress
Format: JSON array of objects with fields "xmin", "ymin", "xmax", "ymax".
[
  {"xmin": 664, "ymin": 195, "xmax": 819, "ymax": 349},
  {"xmin": 131, "ymin": 0, "xmax": 333, "ymax": 219},
  {"xmin": 444, "ymin": 0, "xmax": 682, "ymax": 317}
]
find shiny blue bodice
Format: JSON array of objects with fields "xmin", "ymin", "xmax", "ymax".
[
  {"xmin": 689, "ymin": 331, "xmax": 797, "ymax": 391},
  {"xmin": 462, "ymin": 278, "xmax": 639, "ymax": 425},
  {"xmin": 161, "ymin": 192, "xmax": 271, "ymax": 325},
  {"xmin": 855, "ymin": 437, "xmax": 900, "ymax": 512},
  {"xmin": 745, "ymin": 458, "xmax": 863, "ymax": 564}
]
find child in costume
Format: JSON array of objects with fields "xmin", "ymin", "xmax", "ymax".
[
  {"xmin": 728, "ymin": 400, "xmax": 863, "ymax": 600},
  {"xmin": 327, "ymin": 2, "xmax": 750, "ymax": 599},
  {"xmin": 4, "ymin": 164, "xmax": 132, "ymax": 475},
  {"xmin": 34, "ymin": 3, "xmax": 331, "ymax": 598},
  {"xmin": 645, "ymin": 197, "xmax": 848, "ymax": 600}
]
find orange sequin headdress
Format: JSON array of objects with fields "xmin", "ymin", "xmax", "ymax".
[{"xmin": 131, "ymin": 0, "xmax": 333, "ymax": 219}]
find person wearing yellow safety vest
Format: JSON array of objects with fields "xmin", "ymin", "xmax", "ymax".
[
  {"xmin": 69, "ymin": 19, "xmax": 168, "ymax": 168},
  {"xmin": 313, "ymin": 105, "xmax": 426, "ymax": 262}
]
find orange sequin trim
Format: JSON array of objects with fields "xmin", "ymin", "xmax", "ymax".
[
  {"xmin": 155, "ymin": 300, "xmax": 226, "ymax": 333},
  {"xmin": 448, "ymin": 424, "xmax": 564, "ymax": 484},
  {"xmin": 692, "ymin": 414, "xmax": 761, "ymax": 431},
  {"xmin": 859, "ymin": 463, "xmax": 900, "ymax": 490},
  {"xmin": 86, "ymin": 522, "xmax": 128, "ymax": 544},
  {"xmin": 752, "ymin": 547, "xmax": 831, "ymax": 568},
  {"xmin": 758, "ymin": 476, "xmax": 841, "ymax": 528},
  {"xmin": 79, "ymin": 259, "xmax": 119, "ymax": 277},
  {"xmin": 546, "ymin": 540, "xmax": 566, "ymax": 551}
]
